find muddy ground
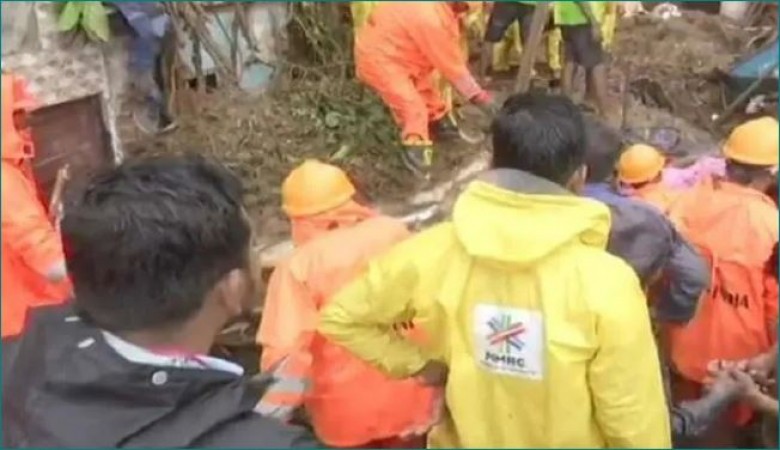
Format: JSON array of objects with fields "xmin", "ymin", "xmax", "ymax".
[{"xmin": 127, "ymin": 10, "xmax": 765, "ymax": 248}]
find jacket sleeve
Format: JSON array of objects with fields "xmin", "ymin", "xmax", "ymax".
[
  {"xmin": 319, "ymin": 245, "xmax": 429, "ymax": 379},
  {"xmin": 672, "ymin": 390, "xmax": 735, "ymax": 443},
  {"xmin": 409, "ymin": 12, "xmax": 484, "ymax": 100},
  {"xmin": 589, "ymin": 262, "xmax": 672, "ymax": 448},
  {"xmin": 257, "ymin": 262, "xmax": 316, "ymax": 373},
  {"xmin": 654, "ymin": 228, "xmax": 710, "ymax": 324},
  {"xmin": 1, "ymin": 167, "xmax": 66, "ymax": 284}
]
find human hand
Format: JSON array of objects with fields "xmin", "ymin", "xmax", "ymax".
[
  {"xmin": 399, "ymin": 387, "xmax": 446, "ymax": 439},
  {"xmin": 704, "ymin": 367, "xmax": 751, "ymax": 401},
  {"xmin": 743, "ymin": 352, "xmax": 777, "ymax": 386}
]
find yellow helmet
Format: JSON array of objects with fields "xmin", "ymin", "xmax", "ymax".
[
  {"xmin": 617, "ymin": 144, "xmax": 666, "ymax": 184},
  {"xmin": 723, "ymin": 117, "xmax": 779, "ymax": 166},
  {"xmin": 282, "ymin": 160, "xmax": 356, "ymax": 217}
]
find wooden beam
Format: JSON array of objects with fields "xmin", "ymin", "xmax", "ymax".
[{"xmin": 514, "ymin": 2, "xmax": 552, "ymax": 93}]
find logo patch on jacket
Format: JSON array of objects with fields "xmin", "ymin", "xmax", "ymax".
[{"xmin": 474, "ymin": 304, "xmax": 544, "ymax": 379}]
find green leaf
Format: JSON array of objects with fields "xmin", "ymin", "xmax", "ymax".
[
  {"xmin": 82, "ymin": 1, "xmax": 110, "ymax": 41},
  {"xmin": 58, "ymin": 2, "xmax": 84, "ymax": 32},
  {"xmin": 330, "ymin": 144, "xmax": 352, "ymax": 161}
]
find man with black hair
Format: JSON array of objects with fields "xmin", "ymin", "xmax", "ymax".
[
  {"xmin": 581, "ymin": 116, "xmax": 708, "ymax": 323},
  {"xmin": 320, "ymin": 93, "xmax": 670, "ymax": 448},
  {"xmin": 2, "ymin": 156, "xmax": 320, "ymax": 448}
]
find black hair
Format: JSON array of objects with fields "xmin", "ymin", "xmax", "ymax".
[
  {"xmin": 725, "ymin": 159, "xmax": 775, "ymax": 186},
  {"xmin": 61, "ymin": 155, "xmax": 251, "ymax": 332},
  {"xmin": 491, "ymin": 92, "xmax": 586, "ymax": 185},
  {"xmin": 582, "ymin": 115, "xmax": 625, "ymax": 183}
]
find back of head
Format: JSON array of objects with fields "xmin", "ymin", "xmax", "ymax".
[
  {"xmin": 582, "ymin": 115, "xmax": 624, "ymax": 183},
  {"xmin": 61, "ymin": 155, "xmax": 251, "ymax": 333},
  {"xmin": 282, "ymin": 159, "xmax": 356, "ymax": 218},
  {"xmin": 491, "ymin": 92, "xmax": 586, "ymax": 186}
]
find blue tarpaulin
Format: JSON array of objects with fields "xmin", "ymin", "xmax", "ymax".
[{"xmin": 730, "ymin": 39, "xmax": 779, "ymax": 81}]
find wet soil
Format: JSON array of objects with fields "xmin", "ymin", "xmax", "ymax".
[
  {"xmin": 123, "ymin": 9, "xmax": 775, "ymax": 371},
  {"xmin": 127, "ymin": 10, "xmax": 767, "ymax": 247}
]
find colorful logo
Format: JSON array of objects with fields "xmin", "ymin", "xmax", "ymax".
[{"xmin": 487, "ymin": 314, "xmax": 525, "ymax": 353}]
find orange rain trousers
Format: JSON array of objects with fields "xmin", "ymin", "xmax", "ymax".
[
  {"xmin": 355, "ymin": 2, "xmax": 481, "ymax": 143},
  {"xmin": 257, "ymin": 201, "xmax": 435, "ymax": 447},
  {"xmin": 1, "ymin": 74, "xmax": 70, "ymax": 338},
  {"xmin": 666, "ymin": 178, "xmax": 779, "ymax": 424}
]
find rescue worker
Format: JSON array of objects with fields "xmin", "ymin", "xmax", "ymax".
[
  {"xmin": 666, "ymin": 116, "xmax": 779, "ymax": 447},
  {"xmin": 3, "ymin": 156, "xmax": 321, "ymax": 448},
  {"xmin": 257, "ymin": 160, "xmax": 436, "ymax": 448},
  {"xmin": 582, "ymin": 118, "xmax": 708, "ymax": 324},
  {"xmin": 556, "ymin": 114, "xmax": 760, "ymax": 446},
  {"xmin": 617, "ymin": 143, "xmax": 680, "ymax": 213},
  {"xmin": 548, "ymin": 1, "xmax": 618, "ymax": 79},
  {"xmin": 554, "ymin": 1, "xmax": 610, "ymax": 117},
  {"xmin": 479, "ymin": 1, "xmax": 538, "ymax": 80},
  {"xmin": 1, "ymin": 72, "xmax": 70, "ymax": 338},
  {"xmin": 355, "ymin": 1, "xmax": 497, "ymax": 176},
  {"xmin": 320, "ymin": 93, "xmax": 671, "ymax": 448}
]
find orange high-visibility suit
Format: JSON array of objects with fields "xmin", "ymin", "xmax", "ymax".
[
  {"xmin": 667, "ymin": 177, "xmax": 779, "ymax": 380},
  {"xmin": 667, "ymin": 177, "xmax": 778, "ymax": 424},
  {"xmin": 634, "ymin": 184, "xmax": 680, "ymax": 215},
  {"xmin": 664, "ymin": 118, "xmax": 779, "ymax": 434},
  {"xmin": 355, "ymin": 2, "xmax": 487, "ymax": 144},
  {"xmin": 257, "ymin": 161, "xmax": 434, "ymax": 448},
  {"xmin": 1, "ymin": 74, "xmax": 70, "ymax": 337}
]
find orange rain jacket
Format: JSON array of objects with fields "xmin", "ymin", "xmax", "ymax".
[
  {"xmin": 633, "ymin": 183, "xmax": 680, "ymax": 215},
  {"xmin": 1, "ymin": 74, "xmax": 70, "ymax": 337},
  {"xmin": 257, "ymin": 201, "xmax": 435, "ymax": 447},
  {"xmin": 355, "ymin": 2, "xmax": 484, "ymax": 143},
  {"xmin": 666, "ymin": 178, "xmax": 779, "ymax": 385}
]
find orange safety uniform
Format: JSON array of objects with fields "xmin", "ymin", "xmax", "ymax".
[
  {"xmin": 666, "ymin": 177, "xmax": 778, "ymax": 422},
  {"xmin": 1, "ymin": 74, "xmax": 70, "ymax": 338},
  {"xmin": 633, "ymin": 183, "xmax": 680, "ymax": 215},
  {"xmin": 257, "ymin": 161, "xmax": 434, "ymax": 448},
  {"xmin": 355, "ymin": 2, "xmax": 486, "ymax": 144}
]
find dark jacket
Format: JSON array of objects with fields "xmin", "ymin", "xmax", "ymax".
[
  {"xmin": 2, "ymin": 305, "xmax": 322, "ymax": 448},
  {"xmin": 584, "ymin": 183, "xmax": 733, "ymax": 444},
  {"xmin": 583, "ymin": 182, "xmax": 709, "ymax": 323}
]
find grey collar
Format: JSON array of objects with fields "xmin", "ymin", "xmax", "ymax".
[{"xmin": 477, "ymin": 168, "xmax": 571, "ymax": 196}]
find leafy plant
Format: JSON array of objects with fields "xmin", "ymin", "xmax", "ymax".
[{"xmin": 58, "ymin": 1, "xmax": 110, "ymax": 42}]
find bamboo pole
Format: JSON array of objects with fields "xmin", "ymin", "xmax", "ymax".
[{"xmin": 514, "ymin": 2, "xmax": 552, "ymax": 93}]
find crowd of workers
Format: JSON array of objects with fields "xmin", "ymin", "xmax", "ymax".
[
  {"xmin": 353, "ymin": 1, "xmax": 620, "ymax": 176},
  {"xmin": 1, "ymin": 2, "xmax": 778, "ymax": 449}
]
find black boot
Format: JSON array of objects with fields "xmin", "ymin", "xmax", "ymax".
[
  {"xmin": 430, "ymin": 113, "xmax": 461, "ymax": 141},
  {"xmin": 401, "ymin": 144, "xmax": 434, "ymax": 178}
]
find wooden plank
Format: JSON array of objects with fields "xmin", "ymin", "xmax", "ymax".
[{"xmin": 514, "ymin": 2, "xmax": 552, "ymax": 93}]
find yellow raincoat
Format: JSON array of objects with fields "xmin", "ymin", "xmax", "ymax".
[{"xmin": 321, "ymin": 179, "xmax": 671, "ymax": 448}]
